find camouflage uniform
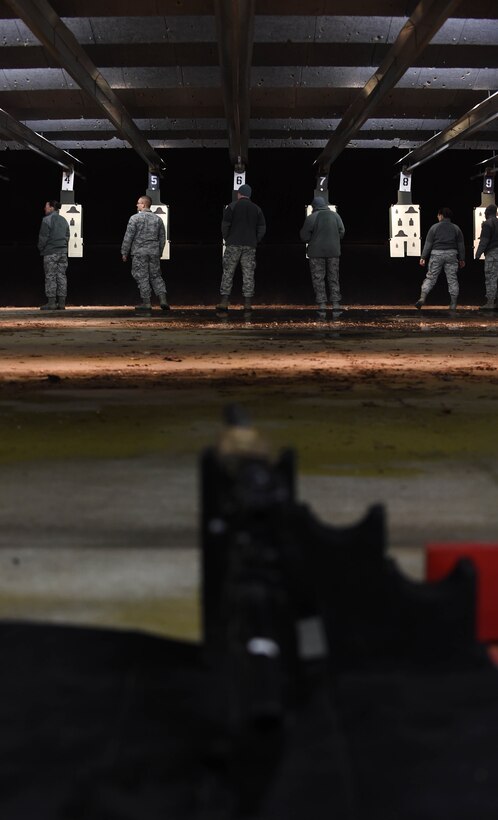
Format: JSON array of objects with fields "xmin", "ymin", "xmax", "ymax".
[
  {"xmin": 43, "ymin": 254, "xmax": 68, "ymax": 302},
  {"xmin": 421, "ymin": 250, "xmax": 460, "ymax": 301},
  {"xmin": 221, "ymin": 245, "xmax": 256, "ymax": 297},
  {"xmin": 475, "ymin": 214, "xmax": 498, "ymax": 305},
  {"xmin": 300, "ymin": 201, "xmax": 345, "ymax": 308},
  {"xmin": 38, "ymin": 209, "xmax": 70, "ymax": 304},
  {"xmin": 419, "ymin": 216, "xmax": 465, "ymax": 304},
  {"xmin": 220, "ymin": 193, "xmax": 266, "ymax": 299},
  {"xmin": 309, "ymin": 257, "xmax": 341, "ymax": 305},
  {"xmin": 483, "ymin": 249, "xmax": 498, "ymax": 303},
  {"xmin": 121, "ymin": 210, "xmax": 167, "ymax": 302}
]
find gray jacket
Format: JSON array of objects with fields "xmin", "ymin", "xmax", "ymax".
[
  {"xmin": 38, "ymin": 211, "xmax": 70, "ymax": 256},
  {"xmin": 121, "ymin": 209, "xmax": 166, "ymax": 256},
  {"xmin": 300, "ymin": 204, "xmax": 345, "ymax": 258},
  {"xmin": 475, "ymin": 216, "xmax": 498, "ymax": 259},
  {"xmin": 421, "ymin": 218, "xmax": 465, "ymax": 260}
]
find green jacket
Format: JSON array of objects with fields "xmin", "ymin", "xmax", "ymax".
[
  {"xmin": 38, "ymin": 211, "xmax": 70, "ymax": 256},
  {"xmin": 300, "ymin": 205, "xmax": 345, "ymax": 258}
]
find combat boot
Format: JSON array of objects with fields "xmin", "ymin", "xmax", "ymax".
[
  {"xmin": 159, "ymin": 294, "xmax": 170, "ymax": 311},
  {"xmin": 479, "ymin": 299, "xmax": 496, "ymax": 311},
  {"xmin": 135, "ymin": 301, "xmax": 152, "ymax": 314},
  {"xmin": 449, "ymin": 298, "xmax": 458, "ymax": 315},
  {"xmin": 216, "ymin": 295, "xmax": 229, "ymax": 312},
  {"xmin": 243, "ymin": 298, "xmax": 252, "ymax": 312},
  {"xmin": 415, "ymin": 294, "xmax": 426, "ymax": 309},
  {"xmin": 40, "ymin": 300, "xmax": 57, "ymax": 311},
  {"xmin": 332, "ymin": 301, "xmax": 343, "ymax": 317},
  {"xmin": 57, "ymin": 300, "xmax": 66, "ymax": 310},
  {"xmin": 316, "ymin": 303, "xmax": 327, "ymax": 320}
]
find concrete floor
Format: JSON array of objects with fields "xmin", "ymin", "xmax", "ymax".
[{"xmin": 1, "ymin": 305, "xmax": 497, "ymax": 641}]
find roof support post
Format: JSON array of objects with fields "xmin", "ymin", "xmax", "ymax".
[
  {"xmin": 314, "ymin": 172, "xmax": 329, "ymax": 204},
  {"xmin": 214, "ymin": 0, "xmax": 255, "ymax": 168},
  {"xmin": 480, "ymin": 168, "xmax": 495, "ymax": 208},
  {"xmin": 4, "ymin": 0, "xmax": 164, "ymax": 173},
  {"xmin": 314, "ymin": 0, "xmax": 464, "ymax": 175},
  {"xmin": 399, "ymin": 91, "xmax": 498, "ymax": 172},
  {"xmin": 0, "ymin": 106, "xmax": 80, "ymax": 172}
]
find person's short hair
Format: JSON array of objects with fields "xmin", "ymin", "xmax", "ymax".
[
  {"xmin": 484, "ymin": 204, "xmax": 497, "ymax": 219},
  {"xmin": 438, "ymin": 207, "xmax": 453, "ymax": 220},
  {"xmin": 48, "ymin": 200, "xmax": 61, "ymax": 210},
  {"xmin": 140, "ymin": 195, "xmax": 152, "ymax": 208}
]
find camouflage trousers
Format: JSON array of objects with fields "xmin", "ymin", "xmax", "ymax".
[
  {"xmin": 131, "ymin": 253, "xmax": 166, "ymax": 301},
  {"xmin": 220, "ymin": 245, "xmax": 256, "ymax": 297},
  {"xmin": 43, "ymin": 253, "xmax": 68, "ymax": 301},
  {"xmin": 421, "ymin": 249, "xmax": 459, "ymax": 299},
  {"xmin": 309, "ymin": 257, "xmax": 341, "ymax": 305},
  {"xmin": 484, "ymin": 248, "xmax": 498, "ymax": 302}
]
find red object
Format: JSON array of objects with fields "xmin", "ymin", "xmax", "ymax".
[
  {"xmin": 487, "ymin": 644, "xmax": 498, "ymax": 668},
  {"xmin": 426, "ymin": 543, "xmax": 498, "ymax": 643}
]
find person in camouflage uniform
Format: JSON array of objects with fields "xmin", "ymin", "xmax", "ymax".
[
  {"xmin": 475, "ymin": 203, "xmax": 498, "ymax": 311},
  {"xmin": 416, "ymin": 207, "xmax": 465, "ymax": 313},
  {"xmin": 300, "ymin": 196, "xmax": 345, "ymax": 319},
  {"xmin": 121, "ymin": 195, "xmax": 168, "ymax": 313},
  {"xmin": 37, "ymin": 200, "xmax": 70, "ymax": 311},
  {"xmin": 217, "ymin": 184, "xmax": 266, "ymax": 313}
]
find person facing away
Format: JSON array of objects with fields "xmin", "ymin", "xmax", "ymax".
[
  {"xmin": 475, "ymin": 203, "xmax": 498, "ymax": 311},
  {"xmin": 37, "ymin": 200, "xmax": 70, "ymax": 311},
  {"xmin": 217, "ymin": 184, "xmax": 266, "ymax": 313},
  {"xmin": 299, "ymin": 196, "xmax": 345, "ymax": 319},
  {"xmin": 121, "ymin": 195, "xmax": 169, "ymax": 313},
  {"xmin": 416, "ymin": 207, "xmax": 465, "ymax": 312}
]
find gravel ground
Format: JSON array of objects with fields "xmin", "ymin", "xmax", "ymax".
[{"xmin": 0, "ymin": 306, "xmax": 497, "ymax": 638}]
